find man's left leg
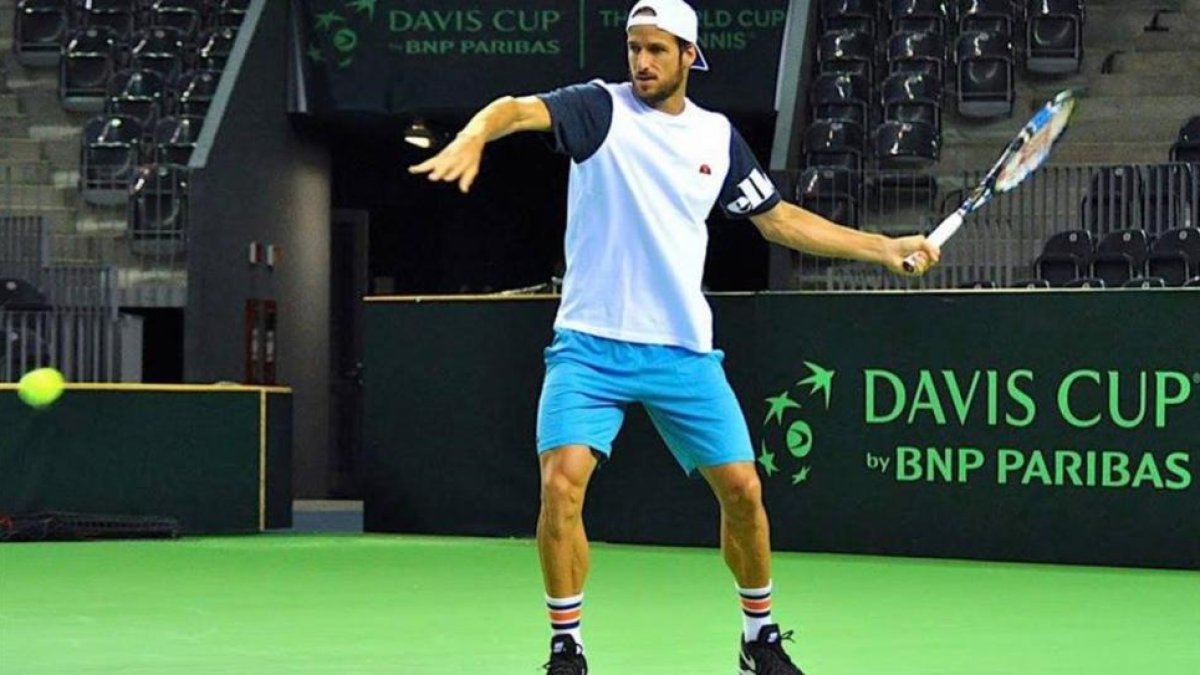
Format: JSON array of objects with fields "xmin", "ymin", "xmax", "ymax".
[{"xmin": 701, "ymin": 463, "xmax": 805, "ymax": 675}]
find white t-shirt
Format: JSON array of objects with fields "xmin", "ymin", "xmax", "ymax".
[{"xmin": 538, "ymin": 81, "xmax": 780, "ymax": 353}]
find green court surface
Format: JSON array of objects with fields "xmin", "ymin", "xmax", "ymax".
[{"xmin": 1, "ymin": 535, "xmax": 1197, "ymax": 674}]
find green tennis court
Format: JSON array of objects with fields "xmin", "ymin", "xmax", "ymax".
[{"xmin": 1, "ymin": 534, "xmax": 1197, "ymax": 674}]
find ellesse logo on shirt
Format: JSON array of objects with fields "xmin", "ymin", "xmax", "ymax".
[
  {"xmin": 699, "ymin": 164, "xmax": 712, "ymax": 175},
  {"xmin": 728, "ymin": 169, "xmax": 776, "ymax": 214}
]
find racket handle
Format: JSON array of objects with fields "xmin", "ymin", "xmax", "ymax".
[{"xmin": 902, "ymin": 211, "xmax": 964, "ymax": 272}]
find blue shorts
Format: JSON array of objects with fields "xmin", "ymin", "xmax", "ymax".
[{"xmin": 536, "ymin": 329, "xmax": 754, "ymax": 475}]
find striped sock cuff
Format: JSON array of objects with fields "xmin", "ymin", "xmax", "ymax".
[
  {"xmin": 738, "ymin": 583, "xmax": 773, "ymax": 618},
  {"xmin": 547, "ymin": 594, "xmax": 584, "ymax": 631}
]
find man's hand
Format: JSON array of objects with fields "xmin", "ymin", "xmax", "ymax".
[
  {"xmin": 883, "ymin": 235, "xmax": 941, "ymax": 276},
  {"xmin": 407, "ymin": 132, "xmax": 486, "ymax": 193}
]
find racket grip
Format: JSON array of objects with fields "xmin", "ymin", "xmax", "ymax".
[{"xmin": 902, "ymin": 211, "xmax": 964, "ymax": 272}]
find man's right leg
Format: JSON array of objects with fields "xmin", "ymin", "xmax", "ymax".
[
  {"xmin": 538, "ymin": 444, "xmax": 598, "ymax": 599},
  {"xmin": 538, "ymin": 445, "xmax": 597, "ymax": 673}
]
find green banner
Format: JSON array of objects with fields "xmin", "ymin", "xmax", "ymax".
[
  {"xmin": 293, "ymin": 0, "xmax": 789, "ymax": 114},
  {"xmin": 0, "ymin": 387, "xmax": 293, "ymax": 535},
  {"xmin": 364, "ymin": 292, "xmax": 1200, "ymax": 569}
]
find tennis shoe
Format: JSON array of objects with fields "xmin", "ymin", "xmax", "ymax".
[
  {"xmin": 738, "ymin": 624, "xmax": 805, "ymax": 674},
  {"xmin": 543, "ymin": 634, "xmax": 587, "ymax": 674}
]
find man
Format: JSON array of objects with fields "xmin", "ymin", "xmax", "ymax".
[{"xmin": 410, "ymin": 1, "xmax": 940, "ymax": 672}]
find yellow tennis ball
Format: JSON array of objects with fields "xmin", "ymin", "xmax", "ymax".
[{"xmin": 18, "ymin": 367, "xmax": 66, "ymax": 409}]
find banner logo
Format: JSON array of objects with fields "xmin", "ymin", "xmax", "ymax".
[
  {"xmin": 758, "ymin": 361, "xmax": 834, "ymax": 487},
  {"xmin": 308, "ymin": 2, "xmax": 377, "ymax": 68}
]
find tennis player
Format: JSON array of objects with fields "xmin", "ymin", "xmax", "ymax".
[{"xmin": 410, "ymin": 1, "xmax": 940, "ymax": 672}]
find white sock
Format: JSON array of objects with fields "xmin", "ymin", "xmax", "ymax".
[
  {"xmin": 546, "ymin": 593, "xmax": 584, "ymax": 651},
  {"xmin": 738, "ymin": 582, "xmax": 774, "ymax": 642}
]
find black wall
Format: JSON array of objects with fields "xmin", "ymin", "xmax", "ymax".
[{"xmin": 186, "ymin": 0, "xmax": 333, "ymax": 496}]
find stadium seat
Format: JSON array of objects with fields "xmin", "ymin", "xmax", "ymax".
[
  {"xmin": 129, "ymin": 163, "xmax": 189, "ymax": 255},
  {"xmin": 888, "ymin": 30, "xmax": 945, "ymax": 80},
  {"xmin": 0, "ymin": 277, "xmax": 50, "ymax": 310},
  {"xmin": 1035, "ymin": 229, "xmax": 1092, "ymax": 285},
  {"xmin": 1121, "ymin": 277, "xmax": 1166, "ymax": 289},
  {"xmin": 106, "ymin": 69, "xmax": 167, "ymax": 132},
  {"xmin": 152, "ymin": 115, "xmax": 204, "ymax": 166},
  {"xmin": 819, "ymin": 30, "xmax": 876, "ymax": 82},
  {"xmin": 195, "ymin": 26, "xmax": 239, "ymax": 71},
  {"xmin": 74, "ymin": 0, "xmax": 138, "ymax": 40},
  {"xmin": 1026, "ymin": 0, "xmax": 1083, "ymax": 74},
  {"xmin": 173, "ymin": 70, "xmax": 220, "ymax": 117},
  {"xmin": 1010, "ymin": 278, "xmax": 1051, "ymax": 288},
  {"xmin": 821, "ymin": 0, "xmax": 878, "ymax": 37},
  {"xmin": 60, "ymin": 26, "xmax": 122, "ymax": 112},
  {"xmin": 955, "ymin": 31, "xmax": 1014, "ymax": 118},
  {"xmin": 1090, "ymin": 229, "xmax": 1149, "ymax": 287},
  {"xmin": 131, "ymin": 26, "xmax": 186, "ymax": 82},
  {"xmin": 890, "ymin": 0, "xmax": 950, "ymax": 35},
  {"xmin": 795, "ymin": 167, "xmax": 861, "ymax": 228},
  {"xmin": 811, "ymin": 73, "xmax": 871, "ymax": 127},
  {"xmin": 804, "ymin": 120, "xmax": 866, "ymax": 173},
  {"xmin": 80, "ymin": 114, "xmax": 143, "ymax": 205},
  {"xmin": 148, "ymin": 0, "xmax": 205, "ymax": 43},
  {"xmin": 880, "ymin": 71, "xmax": 941, "ymax": 129},
  {"xmin": 1147, "ymin": 227, "xmax": 1200, "ymax": 286},
  {"xmin": 15, "ymin": 0, "xmax": 69, "ymax": 67},
  {"xmin": 958, "ymin": 280, "xmax": 998, "ymax": 289},
  {"xmin": 1064, "ymin": 277, "xmax": 1105, "ymax": 289},
  {"xmin": 1081, "ymin": 165, "xmax": 1138, "ymax": 233},
  {"xmin": 873, "ymin": 120, "xmax": 939, "ymax": 167},
  {"xmin": 959, "ymin": 0, "xmax": 1015, "ymax": 37}
]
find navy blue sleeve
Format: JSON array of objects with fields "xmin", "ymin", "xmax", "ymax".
[
  {"xmin": 537, "ymin": 82, "xmax": 613, "ymax": 164},
  {"xmin": 718, "ymin": 127, "xmax": 782, "ymax": 218}
]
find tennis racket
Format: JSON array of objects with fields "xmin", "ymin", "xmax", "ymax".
[{"xmin": 903, "ymin": 89, "xmax": 1078, "ymax": 273}]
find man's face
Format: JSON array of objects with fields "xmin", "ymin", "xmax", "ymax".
[{"xmin": 627, "ymin": 25, "xmax": 693, "ymax": 106}]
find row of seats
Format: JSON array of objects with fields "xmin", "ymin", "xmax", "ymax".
[
  {"xmin": 81, "ymin": 114, "xmax": 201, "ymax": 205},
  {"xmin": 1034, "ymin": 227, "xmax": 1200, "ymax": 287},
  {"xmin": 821, "ymin": 0, "xmax": 1083, "ymax": 73},
  {"xmin": 15, "ymin": 0, "xmax": 247, "ymax": 65},
  {"xmin": 795, "ymin": 167, "xmax": 939, "ymax": 228},
  {"xmin": 963, "ymin": 276, "xmax": 1200, "ymax": 288},
  {"xmin": 792, "ymin": 161, "xmax": 1197, "ymax": 233},
  {"xmin": 59, "ymin": 25, "xmax": 236, "ymax": 110},
  {"xmin": 1075, "ymin": 164, "xmax": 1198, "ymax": 234},
  {"xmin": 105, "ymin": 68, "xmax": 218, "ymax": 130}
]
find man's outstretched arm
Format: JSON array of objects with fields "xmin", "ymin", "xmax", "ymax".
[
  {"xmin": 750, "ymin": 201, "xmax": 941, "ymax": 275},
  {"xmin": 407, "ymin": 96, "xmax": 552, "ymax": 193}
]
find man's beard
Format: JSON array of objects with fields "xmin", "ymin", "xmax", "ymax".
[{"xmin": 633, "ymin": 71, "xmax": 684, "ymax": 106}]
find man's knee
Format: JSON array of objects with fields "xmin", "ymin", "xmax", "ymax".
[
  {"xmin": 541, "ymin": 469, "xmax": 587, "ymax": 512},
  {"xmin": 718, "ymin": 472, "xmax": 764, "ymax": 520},
  {"xmin": 539, "ymin": 446, "xmax": 595, "ymax": 515}
]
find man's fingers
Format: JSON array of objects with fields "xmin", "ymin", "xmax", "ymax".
[
  {"xmin": 457, "ymin": 166, "xmax": 478, "ymax": 193},
  {"xmin": 408, "ymin": 159, "xmax": 433, "ymax": 174}
]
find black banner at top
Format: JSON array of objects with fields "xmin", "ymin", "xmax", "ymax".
[{"xmin": 292, "ymin": 0, "xmax": 789, "ymax": 115}]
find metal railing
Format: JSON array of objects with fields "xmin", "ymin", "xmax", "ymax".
[
  {"xmin": 1, "ymin": 161, "xmax": 189, "ymax": 307},
  {"xmin": 1, "ymin": 308, "xmax": 120, "ymax": 382},
  {"xmin": 783, "ymin": 162, "xmax": 1200, "ymax": 289}
]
